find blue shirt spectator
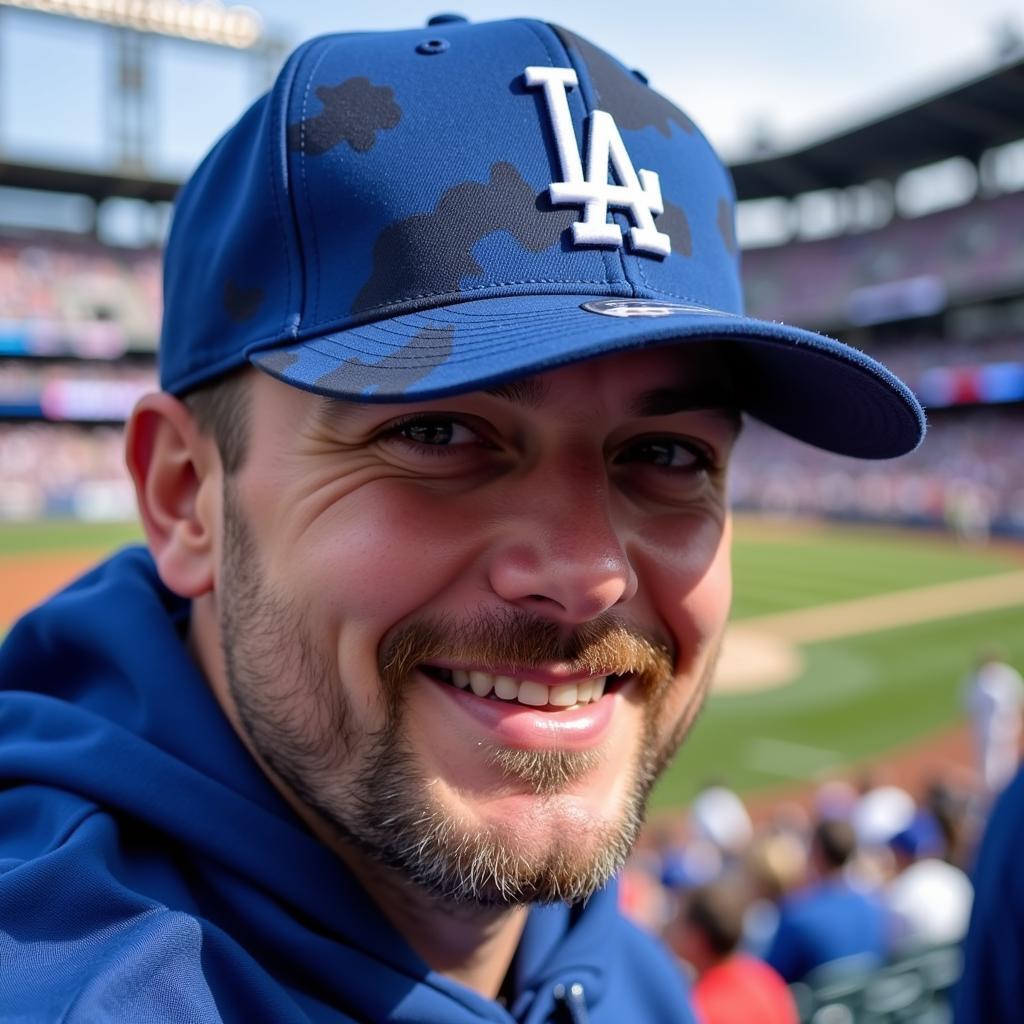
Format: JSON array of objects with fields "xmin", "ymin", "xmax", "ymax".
[{"xmin": 764, "ymin": 819, "xmax": 889, "ymax": 983}]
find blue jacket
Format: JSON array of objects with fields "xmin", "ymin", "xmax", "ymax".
[
  {"xmin": 764, "ymin": 876, "xmax": 890, "ymax": 983},
  {"xmin": 0, "ymin": 547, "xmax": 695, "ymax": 1022},
  {"xmin": 956, "ymin": 766, "xmax": 1024, "ymax": 1023}
]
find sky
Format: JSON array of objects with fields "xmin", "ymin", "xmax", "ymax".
[{"xmin": 0, "ymin": 0, "xmax": 1021, "ymax": 177}]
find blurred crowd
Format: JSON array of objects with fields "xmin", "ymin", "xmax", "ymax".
[
  {"xmin": 0, "ymin": 236, "xmax": 160, "ymax": 356},
  {"xmin": 2, "ymin": 232, "xmax": 1022, "ymax": 539},
  {"xmin": 730, "ymin": 409, "xmax": 1024, "ymax": 538},
  {"xmin": 861, "ymin": 334, "xmax": 1023, "ymax": 382},
  {"xmin": 743, "ymin": 189, "xmax": 1024, "ymax": 329},
  {"xmin": 616, "ymin": 650, "xmax": 1024, "ymax": 1022},
  {"xmin": 623, "ymin": 773, "xmax": 986, "ymax": 1023},
  {"xmin": 0, "ymin": 423, "xmax": 135, "ymax": 521}
]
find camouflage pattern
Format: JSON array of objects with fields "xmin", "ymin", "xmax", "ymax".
[
  {"xmin": 287, "ymin": 76, "xmax": 402, "ymax": 156},
  {"xmin": 352, "ymin": 162, "xmax": 576, "ymax": 313}
]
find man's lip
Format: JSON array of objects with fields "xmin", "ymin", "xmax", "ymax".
[
  {"xmin": 419, "ymin": 669, "xmax": 624, "ymax": 749},
  {"xmin": 418, "ymin": 660, "xmax": 620, "ymax": 685}
]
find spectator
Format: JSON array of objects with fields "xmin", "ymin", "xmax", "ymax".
[
  {"xmin": 689, "ymin": 783, "xmax": 754, "ymax": 860},
  {"xmin": 764, "ymin": 819, "xmax": 890, "ymax": 983},
  {"xmin": 741, "ymin": 831, "xmax": 808, "ymax": 959},
  {"xmin": 670, "ymin": 880, "xmax": 798, "ymax": 1024},
  {"xmin": 924, "ymin": 777, "xmax": 976, "ymax": 870},
  {"xmin": 964, "ymin": 648, "xmax": 1024, "ymax": 794},
  {"xmin": 885, "ymin": 811, "xmax": 973, "ymax": 952}
]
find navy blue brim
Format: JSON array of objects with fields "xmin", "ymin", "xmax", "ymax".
[{"xmin": 249, "ymin": 294, "xmax": 925, "ymax": 459}]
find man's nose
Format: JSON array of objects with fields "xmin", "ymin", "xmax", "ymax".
[{"xmin": 486, "ymin": 465, "xmax": 639, "ymax": 624}]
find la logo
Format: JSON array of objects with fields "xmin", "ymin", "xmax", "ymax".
[{"xmin": 524, "ymin": 66, "xmax": 671, "ymax": 257}]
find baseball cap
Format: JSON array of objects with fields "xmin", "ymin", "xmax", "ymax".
[{"xmin": 160, "ymin": 16, "xmax": 925, "ymax": 459}]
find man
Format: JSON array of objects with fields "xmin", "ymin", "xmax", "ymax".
[
  {"xmin": 669, "ymin": 880, "xmax": 798, "ymax": 1024},
  {"xmin": 0, "ymin": 16, "xmax": 923, "ymax": 1022},
  {"xmin": 963, "ymin": 648, "xmax": 1024, "ymax": 794},
  {"xmin": 885, "ymin": 811, "xmax": 972, "ymax": 953},
  {"xmin": 764, "ymin": 819, "xmax": 891, "ymax": 983}
]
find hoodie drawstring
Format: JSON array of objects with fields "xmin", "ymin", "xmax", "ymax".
[{"xmin": 553, "ymin": 981, "xmax": 589, "ymax": 1024}]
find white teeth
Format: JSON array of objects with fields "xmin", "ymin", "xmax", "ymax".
[
  {"xmin": 435, "ymin": 668, "xmax": 612, "ymax": 706},
  {"xmin": 548, "ymin": 683, "xmax": 578, "ymax": 707},
  {"xmin": 517, "ymin": 681, "xmax": 549, "ymax": 707},
  {"xmin": 469, "ymin": 671, "xmax": 493, "ymax": 698},
  {"xmin": 494, "ymin": 675, "xmax": 519, "ymax": 700}
]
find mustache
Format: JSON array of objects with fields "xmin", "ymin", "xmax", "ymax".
[{"xmin": 379, "ymin": 607, "xmax": 676, "ymax": 695}]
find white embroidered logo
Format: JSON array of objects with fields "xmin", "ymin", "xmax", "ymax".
[{"xmin": 524, "ymin": 65, "xmax": 671, "ymax": 257}]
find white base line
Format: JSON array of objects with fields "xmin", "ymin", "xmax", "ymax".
[{"xmin": 740, "ymin": 570, "xmax": 1024, "ymax": 645}]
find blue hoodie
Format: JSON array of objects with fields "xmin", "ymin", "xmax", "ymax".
[{"xmin": 0, "ymin": 547, "xmax": 695, "ymax": 1023}]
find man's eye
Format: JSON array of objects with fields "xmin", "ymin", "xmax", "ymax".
[
  {"xmin": 381, "ymin": 416, "xmax": 482, "ymax": 453},
  {"xmin": 618, "ymin": 438, "xmax": 711, "ymax": 470},
  {"xmin": 402, "ymin": 420, "xmax": 456, "ymax": 445}
]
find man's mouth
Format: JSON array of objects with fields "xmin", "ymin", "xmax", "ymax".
[{"xmin": 419, "ymin": 665, "xmax": 628, "ymax": 709}]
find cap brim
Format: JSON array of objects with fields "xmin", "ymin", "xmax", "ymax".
[{"xmin": 249, "ymin": 294, "xmax": 925, "ymax": 459}]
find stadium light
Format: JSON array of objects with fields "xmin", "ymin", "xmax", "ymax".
[{"xmin": 0, "ymin": 0, "xmax": 263, "ymax": 49}]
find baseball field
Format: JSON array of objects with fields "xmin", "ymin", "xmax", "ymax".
[{"xmin": 2, "ymin": 516, "xmax": 1022, "ymax": 810}]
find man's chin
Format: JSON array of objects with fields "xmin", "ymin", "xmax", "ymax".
[
  {"xmin": 396, "ymin": 767, "xmax": 649, "ymax": 906},
  {"xmin": 412, "ymin": 808, "xmax": 638, "ymax": 907}
]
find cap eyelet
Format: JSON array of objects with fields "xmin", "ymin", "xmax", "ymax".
[{"xmin": 416, "ymin": 38, "xmax": 450, "ymax": 55}]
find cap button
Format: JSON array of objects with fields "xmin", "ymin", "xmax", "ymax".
[{"xmin": 427, "ymin": 13, "xmax": 468, "ymax": 25}]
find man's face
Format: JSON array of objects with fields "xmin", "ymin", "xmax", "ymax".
[{"xmin": 211, "ymin": 346, "xmax": 736, "ymax": 905}]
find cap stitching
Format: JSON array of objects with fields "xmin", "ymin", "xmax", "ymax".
[
  {"xmin": 309, "ymin": 312, "xmax": 750, "ymax": 360},
  {"xmin": 340, "ymin": 277, "xmax": 616, "ymax": 316},
  {"xmin": 268, "ymin": 50, "xmax": 300, "ymax": 339},
  {"xmin": 303, "ymin": 310, "xmax": 857, "ymax": 360},
  {"xmin": 298, "ymin": 39, "xmax": 334, "ymax": 326},
  {"xmin": 342, "ymin": 309, "xmax": 605, "ymax": 342},
  {"xmin": 294, "ymin": 277, "xmax": 717, "ymax": 335}
]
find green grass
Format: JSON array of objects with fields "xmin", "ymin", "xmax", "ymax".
[
  {"xmin": 651, "ymin": 525, "xmax": 1024, "ymax": 807},
  {"xmin": 730, "ymin": 527, "xmax": 1016, "ymax": 619},
  {"xmin": 0, "ymin": 519, "xmax": 142, "ymax": 556},
  {"xmin": 652, "ymin": 603, "xmax": 1024, "ymax": 807},
  {"xmin": 3, "ymin": 518, "xmax": 1022, "ymax": 807}
]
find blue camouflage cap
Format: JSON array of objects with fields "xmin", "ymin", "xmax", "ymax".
[{"xmin": 160, "ymin": 16, "xmax": 925, "ymax": 458}]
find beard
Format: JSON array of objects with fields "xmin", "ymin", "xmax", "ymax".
[{"xmin": 218, "ymin": 481, "xmax": 719, "ymax": 907}]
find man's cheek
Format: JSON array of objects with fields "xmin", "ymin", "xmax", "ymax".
[{"xmin": 303, "ymin": 497, "xmax": 482, "ymax": 613}]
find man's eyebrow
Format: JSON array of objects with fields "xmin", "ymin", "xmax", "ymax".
[
  {"xmin": 627, "ymin": 387, "xmax": 742, "ymax": 426},
  {"xmin": 483, "ymin": 376, "xmax": 550, "ymax": 409},
  {"xmin": 308, "ymin": 376, "xmax": 553, "ymax": 425}
]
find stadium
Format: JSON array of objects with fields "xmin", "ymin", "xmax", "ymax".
[{"xmin": 0, "ymin": 4, "xmax": 1022, "ymax": 1020}]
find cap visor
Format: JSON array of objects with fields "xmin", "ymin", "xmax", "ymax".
[{"xmin": 249, "ymin": 294, "xmax": 925, "ymax": 459}]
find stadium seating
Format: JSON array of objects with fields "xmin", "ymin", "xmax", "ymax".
[{"xmin": 790, "ymin": 944, "xmax": 961, "ymax": 1023}]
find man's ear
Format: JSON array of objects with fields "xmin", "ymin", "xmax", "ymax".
[{"xmin": 125, "ymin": 392, "xmax": 220, "ymax": 598}]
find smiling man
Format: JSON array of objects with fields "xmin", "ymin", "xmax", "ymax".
[{"xmin": 0, "ymin": 15, "xmax": 924, "ymax": 1024}]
